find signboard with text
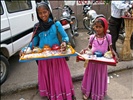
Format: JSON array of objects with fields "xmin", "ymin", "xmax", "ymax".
[{"xmin": 64, "ymin": 0, "xmax": 105, "ymax": 6}]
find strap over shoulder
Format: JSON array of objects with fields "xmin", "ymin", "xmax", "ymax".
[{"xmin": 33, "ymin": 22, "xmax": 39, "ymax": 31}]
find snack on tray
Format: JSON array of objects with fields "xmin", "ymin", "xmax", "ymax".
[
  {"xmin": 20, "ymin": 45, "xmax": 75, "ymax": 60},
  {"xmin": 51, "ymin": 44, "xmax": 60, "ymax": 50},
  {"xmin": 68, "ymin": 45, "xmax": 75, "ymax": 54},
  {"xmin": 85, "ymin": 49, "xmax": 93, "ymax": 55},
  {"xmin": 43, "ymin": 45, "xmax": 51, "ymax": 51},
  {"xmin": 94, "ymin": 51, "xmax": 103, "ymax": 57},
  {"xmin": 20, "ymin": 53, "xmax": 44, "ymax": 60},
  {"xmin": 24, "ymin": 47, "xmax": 32, "ymax": 54},
  {"xmin": 104, "ymin": 51, "xmax": 113, "ymax": 59},
  {"xmin": 33, "ymin": 47, "xmax": 42, "ymax": 53}
]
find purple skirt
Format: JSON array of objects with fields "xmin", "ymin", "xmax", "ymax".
[
  {"xmin": 81, "ymin": 61, "xmax": 107, "ymax": 100},
  {"xmin": 38, "ymin": 58, "xmax": 74, "ymax": 100}
]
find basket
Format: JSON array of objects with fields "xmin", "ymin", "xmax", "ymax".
[{"xmin": 120, "ymin": 17, "xmax": 133, "ymax": 60}]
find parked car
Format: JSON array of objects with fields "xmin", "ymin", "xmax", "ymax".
[{"xmin": 0, "ymin": 0, "xmax": 51, "ymax": 85}]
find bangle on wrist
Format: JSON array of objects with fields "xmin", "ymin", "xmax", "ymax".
[{"xmin": 63, "ymin": 40, "xmax": 68, "ymax": 44}]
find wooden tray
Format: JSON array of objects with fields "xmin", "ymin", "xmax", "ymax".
[
  {"xmin": 19, "ymin": 45, "xmax": 77, "ymax": 62},
  {"xmin": 76, "ymin": 53, "xmax": 117, "ymax": 66}
]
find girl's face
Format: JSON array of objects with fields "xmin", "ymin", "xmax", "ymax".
[
  {"xmin": 94, "ymin": 22, "xmax": 104, "ymax": 35},
  {"xmin": 37, "ymin": 6, "xmax": 50, "ymax": 22}
]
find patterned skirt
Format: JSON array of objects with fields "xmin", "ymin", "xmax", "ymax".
[
  {"xmin": 38, "ymin": 58, "xmax": 75, "ymax": 100},
  {"xmin": 81, "ymin": 61, "xmax": 107, "ymax": 100}
]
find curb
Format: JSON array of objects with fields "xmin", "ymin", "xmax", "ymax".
[{"xmin": 1, "ymin": 60, "xmax": 133, "ymax": 95}]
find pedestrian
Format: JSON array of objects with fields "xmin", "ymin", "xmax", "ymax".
[
  {"xmin": 20, "ymin": 2, "xmax": 76, "ymax": 100},
  {"xmin": 108, "ymin": 1, "xmax": 133, "ymax": 55},
  {"xmin": 80, "ymin": 18, "xmax": 118, "ymax": 100}
]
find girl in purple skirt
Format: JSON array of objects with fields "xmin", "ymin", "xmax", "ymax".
[
  {"xmin": 20, "ymin": 2, "xmax": 76, "ymax": 100},
  {"xmin": 81, "ymin": 18, "xmax": 118, "ymax": 100}
]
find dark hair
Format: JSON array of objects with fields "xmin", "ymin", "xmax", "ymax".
[
  {"xmin": 34, "ymin": 1, "xmax": 54, "ymax": 33},
  {"xmin": 94, "ymin": 18, "xmax": 105, "ymax": 28},
  {"xmin": 36, "ymin": 1, "xmax": 53, "ymax": 21}
]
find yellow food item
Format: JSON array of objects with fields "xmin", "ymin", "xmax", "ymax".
[
  {"xmin": 69, "ymin": 45, "xmax": 75, "ymax": 54},
  {"xmin": 33, "ymin": 47, "xmax": 42, "ymax": 53},
  {"xmin": 85, "ymin": 49, "xmax": 93, "ymax": 55},
  {"xmin": 104, "ymin": 51, "xmax": 113, "ymax": 59}
]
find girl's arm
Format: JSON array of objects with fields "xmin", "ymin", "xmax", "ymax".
[
  {"xmin": 55, "ymin": 21, "xmax": 69, "ymax": 43},
  {"xmin": 19, "ymin": 34, "xmax": 39, "ymax": 56},
  {"xmin": 29, "ymin": 23, "xmax": 40, "ymax": 49},
  {"xmin": 107, "ymin": 34, "xmax": 119, "ymax": 62},
  {"xmin": 80, "ymin": 36, "xmax": 93, "ymax": 54},
  {"xmin": 109, "ymin": 45, "xmax": 119, "ymax": 62},
  {"xmin": 29, "ymin": 36, "xmax": 39, "ymax": 49}
]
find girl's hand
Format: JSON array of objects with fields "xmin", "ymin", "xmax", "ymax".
[
  {"xmin": 109, "ymin": 45, "xmax": 119, "ymax": 62},
  {"xmin": 80, "ymin": 48, "xmax": 88, "ymax": 54},
  {"xmin": 112, "ymin": 51, "xmax": 119, "ymax": 63},
  {"xmin": 61, "ymin": 41, "xmax": 67, "ymax": 47},
  {"xmin": 19, "ymin": 50, "xmax": 25, "ymax": 57},
  {"xmin": 60, "ymin": 42, "xmax": 67, "ymax": 51},
  {"xmin": 115, "ymin": 54, "xmax": 119, "ymax": 63},
  {"xmin": 80, "ymin": 49, "xmax": 85, "ymax": 54}
]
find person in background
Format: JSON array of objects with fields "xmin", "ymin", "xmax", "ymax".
[
  {"xmin": 108, "ymin": 1, "xmax": 133, "ymax": 55},
  {"xmin": 80, "ymin": 18, "xmax": 118, "ymax": 100},
  {"xmin": 20, "ymin": 2, "xmax": 76, "ymax": 100}
]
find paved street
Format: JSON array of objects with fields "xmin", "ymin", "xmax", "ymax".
[
  {"xmin": 1, "ymin": 69, "xmax": 133, "ymax": 100},
  {"xmin": 1, "ymin": 29, "xmax": 133, "ymax": 100},
  {"xmin": 0, "ymin": 29, "xmax": 89, "ymax": 95}
]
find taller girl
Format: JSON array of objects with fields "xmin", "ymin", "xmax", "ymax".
[
  {"xmin": 81, "ymin": 18, "xmax": 118, "ymax": 100},
  {"xmin": 20, "ymin": 2, "xmax": 76, "ymax": 100}
]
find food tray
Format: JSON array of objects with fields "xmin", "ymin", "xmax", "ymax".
[
  {"xmin": 19, "ymin": 45, "xmax": 77, "ymax": 62},
  {"xmin": 76, "ymin": 53, "xmax": 117, "ymax": 66},
  {"xmin": 19, "ymin": 53, "xmax": 77, "ymax": 62}
]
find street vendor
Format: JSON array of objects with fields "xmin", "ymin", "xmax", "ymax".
[
  {"xmin": 19, "ymin": 1, "xmax": 76, "ymax": 100},
  {"xmin": 108, "ymin": 1, "xmax": 133, "ymax": 56},
  {"xmin": 80, "ymin": 17, "xmax": 118, "ymax": 100}
]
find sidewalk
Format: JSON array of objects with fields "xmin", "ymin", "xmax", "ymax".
[
  {"xmin": 1, "ymin": 30, "xmax": 133, "ymax": 95},
  {"xmin": 1, "ymin": 59, "xmax": 133, "ymax": 96}
]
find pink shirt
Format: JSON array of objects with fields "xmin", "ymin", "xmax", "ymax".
[{"xmin": 89, "ymin": 34, "xmax": 112, "ymax": 54}]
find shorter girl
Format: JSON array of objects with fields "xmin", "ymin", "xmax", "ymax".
[{"xmin": 81, "ymin": 18, "xmax": 118, "ymax": 100}]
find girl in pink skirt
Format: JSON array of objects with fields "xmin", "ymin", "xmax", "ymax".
[
  {"xmin": 20, "ymin": 1, "xmax": 75, "ymax": 100},
  {"xmin": 81, "ymin": 18, "xmax": 118, "ymax": 100}
]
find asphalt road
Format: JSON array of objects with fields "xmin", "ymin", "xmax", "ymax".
[
  {"xmin": 1, "ymin": 68, "xmax": 133, "ymax": 100},
  {"xmin": 1, "ymin": 29, "xmax": 89, "ymax": 93},
  {"xmin": 1, "ymin": 29, "xmax": 133, "ymax": 100}
]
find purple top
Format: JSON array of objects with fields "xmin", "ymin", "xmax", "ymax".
[{"xmin": 89, "ymin": 34, "xmax": 112, "ymax": 54}]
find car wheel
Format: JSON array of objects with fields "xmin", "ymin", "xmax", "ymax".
[{"xmin": 0, "ymin": 55, "xmax": 9, "ymax": 85}]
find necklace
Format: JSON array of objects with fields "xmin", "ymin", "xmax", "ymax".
[
  {"xmin": 44, "ymin": 34, "xmax": 47, "ymax": 36},
  {"xmin": 44, "ymin": 31, "xmax": 49, "ymax": 37},
  {"xmin": 96, "ymin": 37, "xmax": 104, "ymax": 45}
]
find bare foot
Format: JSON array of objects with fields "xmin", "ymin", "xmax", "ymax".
[{"xmin": 83, "ymin": 95, "xmax": 88, "ymax": 100}]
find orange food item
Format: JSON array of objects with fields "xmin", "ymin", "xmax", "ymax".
[
  {"xmin": 43, "ymin": 45, "xmax": 51, "ymax": 51},
  {"xmin": 43, "ymin": 45, "xmax": 50, "ymax": 48}
]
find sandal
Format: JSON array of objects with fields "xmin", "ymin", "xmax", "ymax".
[
  {"xmin": 83, "ymin": 95, "xmax": 88, "ymax": 100},
  {"xmin": 72, "ymin": 96, "xmax": 76, "ymax": 100}
]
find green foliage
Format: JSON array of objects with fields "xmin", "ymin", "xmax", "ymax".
[{"xmin": 103, "ymin": 0, "xmax": 111, "ymax": 5}]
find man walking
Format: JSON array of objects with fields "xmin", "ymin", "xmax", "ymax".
[{"xmin": 108, "ymin": 1, "xmax": 132, "ymax": 56}]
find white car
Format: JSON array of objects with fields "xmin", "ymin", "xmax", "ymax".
[{"xmin": 0, "ymin": 0, "xmax": 51, "ymax": 84}]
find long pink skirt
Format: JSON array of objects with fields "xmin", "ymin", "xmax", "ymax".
[
  {"xmin": 81, "ymin": 61, "xmax": 107, "ymax": 100},
  {"xmin": 38, "ymin": 58, "xmax": 75, "ymax": 100}
]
